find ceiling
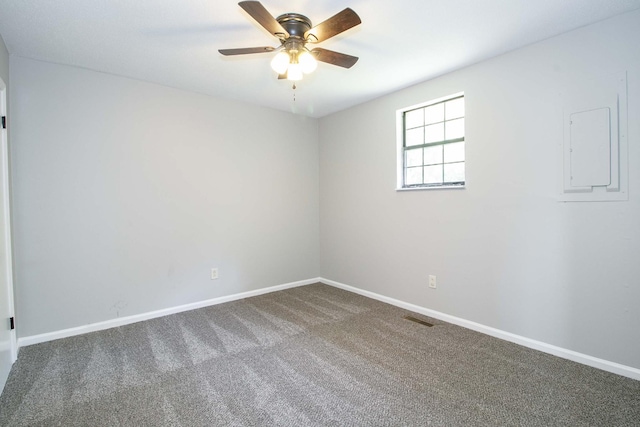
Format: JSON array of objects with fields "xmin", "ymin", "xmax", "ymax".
[{"xmin": 1, "ymin": 1, "xmax": 639, "ymax": 118}]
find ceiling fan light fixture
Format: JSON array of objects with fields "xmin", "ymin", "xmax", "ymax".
[
  {"xmin": 270, "ymin": 51, "xmax": 290, "ymax": 74},
  {"xmin": 220, "ymin": 2, "xmax": 362, "ymax": 82},
  {"xmin": 298, "ymin": 51, "xmax": 317, "ymax": 74}
]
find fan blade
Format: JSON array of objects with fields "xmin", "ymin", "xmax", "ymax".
[
  {"xmin": 304, "ymin": 8, "xmax": 361, "ymax": 43},
  {"xmin": 239, "ymin": 1, "xmax": 289, "ymax": 38},
  {"xmin": 311, "ymin": 48, "xmax": 358, "ymax": 68},
  {"xmin": 219, "ymin": 46, "xmax": 275, "ymax": 55},
  {"xmin": 277, "ymin": 73, "xmax": 287, "ymax": 79}
]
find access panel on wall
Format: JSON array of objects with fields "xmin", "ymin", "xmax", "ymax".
[{"xmin": 559, "ymin": 71, "xmax": 628, "ymax": 202}]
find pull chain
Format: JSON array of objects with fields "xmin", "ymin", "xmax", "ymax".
[{"xmin": 292, "ymin": 83, "xmax": 296, "ymax": 102}]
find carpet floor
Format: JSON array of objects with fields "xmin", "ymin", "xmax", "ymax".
[{"xmin": 0, "ymin": 283, "xmax": 638, "ymax": 426}]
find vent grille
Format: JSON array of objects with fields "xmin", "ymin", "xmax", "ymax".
[{"xmin": 404, "ymin": 315, "xmax": 434, "ymax": 327}]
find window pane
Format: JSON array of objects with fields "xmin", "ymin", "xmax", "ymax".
[
  {"xmin": 405, "ymin": 127, "xmax": 424, "ymax": 146},
  {"xmin": 406, "ymin": 167, "xmax": 423, "ymax": 185},
  {"xmin": 425, "ymin": 122, "xmax": 444, "ymax": 143},
  {"xmin": 425, "ymin": 103, "xmax": 444, "ymax": 125},
  {"xmin": 445, "ymin": 118, "xmax": 464, "ymax": 140},
  {"xmin": 405, "ymin": 109, "xmax": 424, "ymax": 129},
  {"xmin": 400, "ymin": 95, "xmax": 465, "ymax": 189},
  {"xmin": 444, "ymin": 141, "xmax": 465, "ymax": 163},
  {"xmin": 444, "ymin": 162, "xmax": 465, "ymax": 182},
  {"xmin": 445, "ymin": 98, "xmax": 464, "ymax": 120},
  {"xmin": 405, "ymin": 148, "xmax": 422, "ymax": 167},
  {"xmin": 424, "ymin": 165, "xmax": 443, "ymax": 184},
  {"xmin": 424, "ymin": 145, "xmax": 442, "ymax": 165}
]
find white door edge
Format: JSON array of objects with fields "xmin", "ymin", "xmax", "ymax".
[{"xmin": 0, "ymin": 76, "xmax": 16, "ymax": 363}]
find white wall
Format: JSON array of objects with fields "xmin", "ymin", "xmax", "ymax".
[
  {"xmin": 10, "ymin": 57, "xmax": 319, "ymax": 337},
  {"xmin": 319, "ymin": 10, "xmax": 640, "ymax": 369}
]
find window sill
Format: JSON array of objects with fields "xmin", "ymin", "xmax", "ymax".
[{"xmin": 396, "ymin": 185, "xmax": 466, "ymax": 192}]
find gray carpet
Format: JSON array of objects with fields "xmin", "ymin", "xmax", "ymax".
[{"xmin": 0, "ymin": 283, "xmax": 638, "ymax": 426}]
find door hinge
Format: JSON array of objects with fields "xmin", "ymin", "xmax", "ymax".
[
  {"xmin": 9, "ymin": 317, "xmax": 14, "ymax": 330},
  {"xmin": 1, "ymin": 116, "xmax": 5, "ymax": 129}
]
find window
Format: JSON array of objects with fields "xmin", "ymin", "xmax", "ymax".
[{"xmin": 397, "ymin": 94, "xmax": 465, "ymax": 189}]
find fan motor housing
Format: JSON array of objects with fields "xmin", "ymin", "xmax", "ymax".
[{"xmin": 276, "ymin": 13, "xmax": 312, "ymax": 39}]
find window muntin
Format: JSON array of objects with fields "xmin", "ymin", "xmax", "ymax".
[{"xmin": 399, "ymin": 94, "xmax": 465, "ymax": 189}]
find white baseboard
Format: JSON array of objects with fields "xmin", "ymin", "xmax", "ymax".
[
  {"xmin": 320, "ymin": 278, "xmax": 640, "ymax": 381},
  {"xmin": 17, "ymin": 276, "xmax": 640, "ymax": 381},
  {"xmin": 18, "ymin": 277, "xmax": 321, "ymax": 348}
]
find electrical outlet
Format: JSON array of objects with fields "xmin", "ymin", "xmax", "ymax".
[
  {"xmin": 211, "ymin": 268, "xmax": 219, "ymax": 280},
  {"xmin": 428, "ymin": 275, "xmax": 437, "ymax": 289}
]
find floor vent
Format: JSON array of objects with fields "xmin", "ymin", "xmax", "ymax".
[{"xmin": 404, "ymin": 315, "xmax": 434, "ymax": 327}]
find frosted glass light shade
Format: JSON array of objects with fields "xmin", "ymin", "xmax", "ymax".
[
  {"xmin": 298, "ymin": 51, "xmax": 317, "ymax": 74},
  {"xmin": 270, "ymin": 51, "xmax": 290, "ymax": 75},
  {"xmin": 287, "ymin": 63, "xmax": 303, "ymax": 81}
]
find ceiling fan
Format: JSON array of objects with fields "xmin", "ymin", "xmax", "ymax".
[{"xmin": 219, "ymin": 1, "xmax": 361, "ymax": 81}]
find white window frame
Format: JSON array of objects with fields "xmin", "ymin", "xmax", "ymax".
[{"xmin": 396, "ymin": 92, "xmax": 465, "ymax": 191}]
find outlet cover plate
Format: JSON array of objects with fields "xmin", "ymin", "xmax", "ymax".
[{"xmin": 428, "ymin": 275, "xmax": 437, "ymax": 288}]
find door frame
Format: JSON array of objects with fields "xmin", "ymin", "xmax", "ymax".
[{"xmin": 0, "ymin": 76, "xmax": 16, "ymax": 362}]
